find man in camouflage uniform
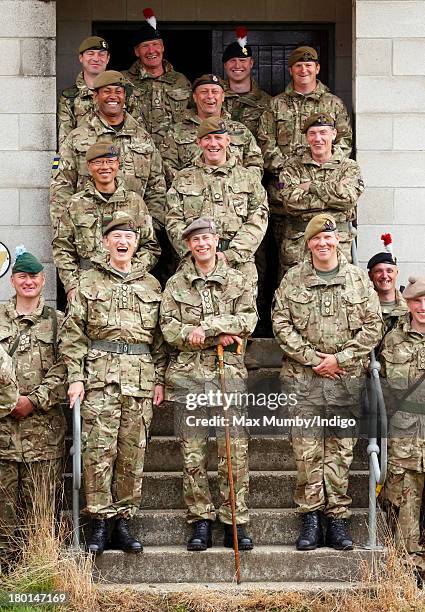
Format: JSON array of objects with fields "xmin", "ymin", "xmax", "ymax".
[
  {"xmin": 166, "ymin": 117, "xmax": 268, "ymax": 285},
  {"xmin": 160, "ymin": 217, "xmax": 257, "ymax": 551},
  {"xmin": 0, "ymin": 345, "xmax": 18, "ymax": 416},
  {"xmin": 367, "ymin": 251, "xmax": 408, "ymax": 334},
  {"xmin": 160, "ymin": 74, "xmax": 263, "ymax": 187},
  {"xmin": 277, "ymin": 113, "xmax": 363, "ymax": 280},
  {"xmin": 50, "ymin": 70, "xmax": 166, "ymax": 231},
  {"xmin": 380, "ymin": 277, "xmax": 425, "ymax": 577},
  {"xmin": 63, "ymin": 214, "xmax": 166, "ymax": 554},
  {"xmin": 0, "ymin": 249, "xmax": 66, "ymax": 556},
  {"xmin": 272, "ymin": 213, "xmax": 382, "ymax": 551},
  {"xmin": 222, "ymin": 28, "xmax": 271, "ymax": 142},
  {"xmin": 123, "ymin": 10, "xmax": 191, "ymax": 148},
  {"xmin": 52, "ymin": 142, "xmax": 160, "ymax": 302}
]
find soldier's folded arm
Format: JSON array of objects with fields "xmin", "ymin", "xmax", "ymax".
[
  {"xmin": 60, "ymin": 288, "xmax": 90, "ymax": 383},
  {"xmin": 142, "ymin": 144, "xmax": 167, "ymax": 230},
  {"xmin": 201, "ymin": 284, "xmax": 257, "ymax": 339},
  {"xmin": 160, "ymin": 289, "xmax": 207, "ymax": 351},
  {"xmin": 52, "ymin": 207, "xmax": 80, "ymax": 294},
  {"xmin": 335, "ymin": 285, "xmax": 383, "ymax": 368},
  {"xmin": 308, "ymin": 163, "xmax": 364, "ymax": 210}
]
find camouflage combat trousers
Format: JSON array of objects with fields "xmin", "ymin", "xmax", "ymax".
[
  {"xmin": 385, "ymin": 444, "xmax": 425, "ymax": 571},
  {"xmin": 290, "ymin": 400, "xmax": 356, "ymax": 518},
  {"xmin": 175, "ymin": 403, "xmax": 250, "ymax": 525},
  {"xmin": 81, "ymin": 385, "xmax": 153, "ymax": 519},
  {"xmin": 0, "ymin": 458, "xmax": 63, "ymax": 552}
]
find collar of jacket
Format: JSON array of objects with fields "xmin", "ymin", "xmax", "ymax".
[
  {"xmin": 75, "ymin": 72, "xmax": 93, "ymax": 98},
  {"xmin": 285, "ymin": 80, "xmax": 329, "ymax": 100},
  {"xmin": 399, "ymin": 311, "xmax": 425, "ymax": 338},
  {"xmin": 6, "ymin": 296, "xmax": 45, "ymax": 323},
  {"xmin": 194, "ymin": 152, "xmax": 237, "ymax": 173},
  {"xmin": 128, "ymin": 58, "xmax": 176, "ymax": 83},
  {"xmin": 84, "ymin": 177, "xmax": 127, "ymax": 203},
  {"xmin": 223, "ymin": 79, "xmax": 263, "ymax": 100},
  {"xmin": 184, "ymin": 257, "xmax": 229, "ymax": 286},
  {"xmin": 90, "ymin": 254, "xmax": 148, "ymax": 282},
  {"xmin": 184, "ymin": 108, "xmax": 232, "ymax": 125},
  {"xmin": 92, "ymin": 111, "xmax": 139, "ymax": 137},
  {"xmin": 301, "ymin": 147, "xmax": 345, "ymax": 168},
  {"xmin": 299, "ymin": 251, "xmax": 350, "ymax": 288}
]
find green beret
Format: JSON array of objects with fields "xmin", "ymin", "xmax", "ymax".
[
  {"xmin": 403, "ymin": 276, "xmax": 425, "ymax": 300},
  {"xmin": 78, "ymin": 36, "xmax": 109, "ymax": 54},
  {"xmin": 197, "ymin": 117, "xmax": 227, "ymax": 140},
  {"xmin": 86, "ymin": 143, "xmax": 120, "ymax": 163},
  {"xmin": 288, "ymin": 46, "xmax": 318, "ymax": 67},
  {"xmin": 305, "ymin": 214, "xmax": 337, "ymax": 242},
  {"xmin": 182, "ymin": 217, "xmax": 217, "ymax": 240},
  {"xmin": 12, "ymin": 246, "xmax": 43, "ymax": 274},
  {"xmin": 103, "ymin": 213, "xmax": 138, "ymax": 236},
  {"xmin": 192, "ymin": 74, "xmax": 224, "ymax": 92},
  {"xmin": 93, "ymin": 70, "xmax": 126, "ymax": 90},
  {"xmin": 302, "ymin": 113, "xmax": 335, "ymax": 133}
]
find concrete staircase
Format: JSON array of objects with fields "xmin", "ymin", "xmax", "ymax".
[{"xmin": 65, "ymin": 339, "xmax": 382, "ymax": 590}]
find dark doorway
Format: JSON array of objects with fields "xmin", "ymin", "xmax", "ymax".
[{"xmin": 94, "ymin": 22, "xmax": 334, "ymax": 95}]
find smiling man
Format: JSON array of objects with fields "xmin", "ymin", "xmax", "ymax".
[
  {"xmin": 272, "ymin": 213, "xmax": 382, "ymax": 552},
  {"xmin": 62, "ymin": 213, "xmax": 166, "ymax": 555},
  {"xmin": 275, "ymin": 113, "xmax": 364, "ymax": 279},
  {"xmin": 166, "ymin": 116, "xmax": 268, "ymax": 284},
  {"xmin": 367, "ymin": 252, "xmax": 408, "ymax": 332},
  {"xmin": 160, "ymin": 74, "xmax": 263, "ymax": 187}
]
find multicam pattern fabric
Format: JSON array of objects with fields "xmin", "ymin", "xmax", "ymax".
[
  {"xmin": 222, "ymin": 79, "xmax": 271, "ymax": 141},
  {"xmin": 0, "ymin": 345, "xmax": 18, "ymax": 415}
]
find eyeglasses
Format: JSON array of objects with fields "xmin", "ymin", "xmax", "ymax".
[{"xmin": 90, "ymin": 158, "xmax": 118, "ymax": 167}]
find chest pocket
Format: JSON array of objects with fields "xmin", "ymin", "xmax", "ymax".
[
  {"xmin": 74, "ymin": 214, "xmax": 99, "ymax": 254},
  {"xmin": 175, "ymin": 132, "xmax": 198, "ymax": 167},
  {"xmin": 381, "ymin": 344, "xmax": 415, "ymax": 389},
  {"xmin": 276, "ymin": 113, "xmax": 295, "ymax": 148},
  {"xmin": 167, "ymin": 88, "xmax": 190, "ymax": 119},
  {"xmin": 342, "ymin": 292, "xmax": 368, "ymax": 331},
  {"xmin": 133, "ymin": 287, "xmax": 161, "ymax": 330},
  {"xmin": 177, "ymin": 182, "xmax": 206, "ymax": 221},
  {"xmin": 229, "ymin": 183, "xmax": 249, "ymax": 219},
  {"xmin": 35, "ymin": 330, "xmax": 55, "ymax": 375},
  {"xmin": 82, "ymin": 287, "xmax": 111, "ymax": 329},
  {"xmin": 288, "ymin": 290, "xmax": 315, "ymax": 330},
  {"xmin": 229, "ymin": 133, "xmax": 246, "ymax": 165},
  {"xmin": 173, "ymin": 291, "xmax": 202, "ymax": 325},
  {"xmin": 126, "ymin": 143, "xmax": 153, "ymax": 179}
]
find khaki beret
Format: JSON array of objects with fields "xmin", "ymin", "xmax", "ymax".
[
  {"xmin": 86, "ymin": 143, "xmax": 120, "ymax": 162},
  {"xmin": 182, "ymin": 217, "xmax": 217, "ymax": 240},
  {"xmin": 93, "ymin": 70, "xmax": 126, "ymax": 90},
  {"xmin": 197, "ymin": 117, "xmax": 227, "ymax": 140},
  {"xmin": 78, "ymin": 36, "xmax": 109, "ymax": 55},
  {"xmin": 103, "ymin": 213, "xmax": 138, "ymax": 236},
  {"xmin": 403, "ymin": 276, "xmax": 425, "ymax": 300},
  {"xmin": 288, "ymin": 46, "xmax": 318, "ymax": 67},
  {"xmin": 305, "ymin": 213, "xmax": 337, "ymax": 242},
  {"xmin": 302, "ymin": 113, "xmax": 335, "ymax": 134},
  {"xmin": 192, "ymin": 74, "xmax": 224, "ymax": 92}
]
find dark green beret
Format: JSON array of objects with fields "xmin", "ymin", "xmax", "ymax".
[
  {"xmin": 288, "ymin": 46, "xmax": 318, "ymax": 67},
  {"xmin": 197, "ymin": 117, "xmax": 227, "ymax": 139},
  {"xmin": 12, "ymin": 247, "xmax": 44, "ymax": 274},
  {"xmin": 192, "ymin": 74, "xmax": 224, "ymax": 92},
  {"xmin": 93, "ymin": 70, "xmax": 126, "ymax": 90},
  {"xmin": 182, "ymin": 217, "xmax": 217, "ymax": 240},
  {"xmin": 305, "ymin": 213, "xmax": 337, "ymax": 242},
  {"xmin": 86, "ymin": 143, "xmax": 120, "ymax": 162},
  {"xmin": 78, "ymin": 36, "xmax": 109, "ymax": 54},
  {"xmin": 222, "ymin": 42, "xmax": 252, "ymax": 63},
  {"xmin": 103, "ymin": 214, "xmax": 138, "ymax": 236},
  {"xmin": 367, "ymin": 252, "xmax": 397, "ymax": 270},
  {"xmin": 302, "ymin": 113, "xmax": 335, "ymax": 133}
]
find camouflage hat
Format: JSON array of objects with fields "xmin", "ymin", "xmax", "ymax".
[
  {"xmin": 288, "ymin": 46, "xmax": 318, "ymax": 67},
  {"xmin": 93, "ymin": 70, "xmax": 126, "ymax": 90},
  {"xmin": 197, "ymin": 117, "xmax": 227, "ymax": 139},
  {"xmin": 403, "ymin": 276, "xmax": 425, "ymax": 300},
  {"xmin": 12, "ymin": 245, "xmax": 44, "ymax": 274},
  {"xmin": 103, "ymin": 213, "xmax": 138, "ymax": 236},
  {"xmin": 367, "ymin": 252, "xmax": 397, "ymax": 270},
  {"xmin": 86, "ymin": 143, "xmax": 120, "ymax": 162},
  {"xmin": 302, "ymin": 113, "xmax": 335, "ymax": 133},
  {"xmin": 78, "ymin": 36, "xmax": 109, "ymax": 54},
  {"xmin": 192, "ymin": 74, "xmax": 224, "ymax": 92},
  {"xmin": 182, "ymin": 217, "xmax": 217, "ymax": 240},
  {"xmin": 304, "ymin": 213, "xmax": 337, "ymax": 242}
]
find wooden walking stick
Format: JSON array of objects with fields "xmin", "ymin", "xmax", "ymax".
[{"xmin": 217, "ymin": 342, "xmax": 241, "ymax": 584}]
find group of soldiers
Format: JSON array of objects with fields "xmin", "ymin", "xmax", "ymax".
[{"xmin": 0, "ymin": 9, "xmax": 425, "ymax": 582}]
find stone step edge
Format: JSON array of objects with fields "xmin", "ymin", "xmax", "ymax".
[
  {"xmin": 62, "ymin": 507, "xmax": 371, "ymax": 518},
  {"xmin": 97, "ymin": 544, "xmax": 380, "ymax": 555},
  {"xmin": 63, "ymin": 469, "xmax": 370, "ymax": 478}
]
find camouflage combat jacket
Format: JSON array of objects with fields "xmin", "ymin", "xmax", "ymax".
[
  {"xmin": 61, "ymin": 256, "xmax": 166, "ymax": 398},
  {"xmin": 52, "ymin": 178, "xmax": 160, "ymax": 294},
  {"xmin": 0, "ymin": 297, "xmax": 66, "ymax": 461},
  {"xmin": 222, "ymin": 79, "xmax": 271, "ymax": 141},
  {"xmin": 50, "ymin": 112, "xmax": 166, "ymax": 229},
  {"xmin": 160, "ymin": 108, "xmax": 264, "ymax": 187},
  {"xmin": 380, "ymin": 313, "xmax": 425, "ymax": 470},
  {"xmin": 272, "ymin": 253, "xmax": 383, "ymax": 394},
  {"xmin": 160, "ymin": 258, "xmax": 257, "ymax": 400},
  {"xmin": 166, "ymin": 154, "xmax": 268, "ymax": 265},
  {"xmin": 57, "ymin": 72, "xmax": 141, "ymax": 147},
  {"xmin": 257, "ymin": 81, "xmax": 352, "ymax": 177},
  {"xmin": 278, "ymin": 148, "xmax": 364, "ymax": 232},
  {"xmin": 380, "ymin": 289, "xmax": 408, "ymax": 328},
  {"xmin": 0, "ymin": 345, "xmax": 18, "ymax": 416},
  {"xmin": 123, "ymin": 59, "xmax": 191, "ymax": 147}
]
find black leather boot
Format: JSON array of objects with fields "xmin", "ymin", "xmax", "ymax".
[
  {"xmin": 223, "ymin": 524, "xmax": 254, "ymax": 551},
  {"xmin": 296, "ymin": 511, "xmax": 324, "ymax": 551},
  {"xmin": 87, "ymin": 518, "xmax": 107, "ymax": 555},
  {"xmin": 187, "ymin": 520, "xmax": 212, "ymax": 551},
  {"xmin": 111, "ymin": 517, "xmax": 143, "ymax": 553},
  {"xmin": 325, "ymin": 517, "xmax": 353, "ymax": 550}
]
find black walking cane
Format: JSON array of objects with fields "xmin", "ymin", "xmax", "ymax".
[{"xmin": 217, "ymin": 343, "xmax": 241, "ymax": 584}]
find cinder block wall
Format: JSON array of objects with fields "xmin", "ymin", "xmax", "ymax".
[
  {"xmin": 355, "ymin": 0, "xmax": 425, "ymax": 283},
  {"xmin": 0, "ymin": 0, "xmax": 56, "ymax": 304}
]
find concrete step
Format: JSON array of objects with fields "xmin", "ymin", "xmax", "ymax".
[
  {"xmin": 93, "ymin": 545, "xmax": 379, "ymax": 584},
  {"xmin": 65, "ymin": 470, "xmax": 370, "ymax": 510}
]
